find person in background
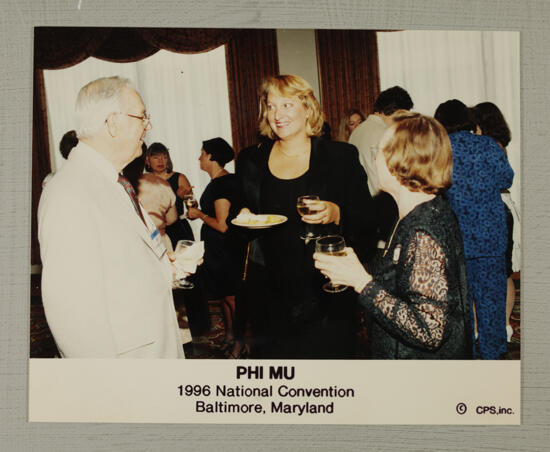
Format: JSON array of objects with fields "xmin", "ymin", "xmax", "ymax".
[
  {"xmin": 145, "ymin": 142, "xmax": 210, "ymax": 341},
  {"xmin": 186, "ymin": 138, "xmax": 243, "ymax": 357},
  {"xmin": 314, "ymin": 111, "xmax": 472, "ymax": 359},
  {"xmin": 336, "ymin": 108, "xmax": 365, "ymax": 142},
  {"xmin": 42, "ymin": 130, "xmax": 79, "ymax": 188},
  {"xmin": 123, "ymin": 147, "xmax": 178, "ymax": 253},
  {"xmin": 38, "ymin": 76, "xmax": 186, "ymax": 358},
  {"xmin": 350, "ymin": 87, "xmax": 413, "ymax": 251},
  {"xmin": 145, "ymin": 142, "xmax": 195, "ymax": 248},
  {"xmin": 349, "ymin": 86, "xmax": 413, "ymax": 197},
  {"xmin": 435, "ymin": 99, "xmax": 514, "ymax": 359},
  {"xmin": 122, "ymin": 143, "xmax": 147, "ymax": 191},
  {"xmin": 59, "ymin": 130, "xmax": 79, "ymax": 159},
  {"xmin": 470, "ymin": 101, "xmax": 520, "ymax": 343},
  {"xmin": 234, "ymin": 74, "xmax": 374, "ymax": 359}
]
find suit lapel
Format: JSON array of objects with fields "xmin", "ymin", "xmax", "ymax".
[
  {"xmin": 245, "ymin": 141, "xmax": 271, "ymax": 213},
  {"xmin": 307, "ymin": 136, "xmax": 328, "ymax": 199}
]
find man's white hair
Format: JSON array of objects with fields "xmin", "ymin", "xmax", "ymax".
[{"xmin": 75, "ymin": 76, "xmax": 134, "ymax": 139}]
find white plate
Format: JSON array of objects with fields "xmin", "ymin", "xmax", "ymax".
[{"xmin": 231, "ymin": 214, "xmax": 288, "ymax": 229}]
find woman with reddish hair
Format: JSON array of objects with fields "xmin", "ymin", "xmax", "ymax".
[{"xmin": 315, "ymin": 111, "xmax": 472, "ymax": 359}]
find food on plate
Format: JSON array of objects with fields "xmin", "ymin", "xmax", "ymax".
[{"xmin": 234, "ymin": 212, "xmax": 284, "ymax": 226}]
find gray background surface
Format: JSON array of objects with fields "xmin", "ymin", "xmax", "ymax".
[{"xmin": 1, "ymin": 0, "xmax": 549, "ymax": 450}]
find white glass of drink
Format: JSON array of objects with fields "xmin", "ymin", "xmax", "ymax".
[
  {"xmin": 315, "ymin": 234, "xmax": 348, "ymax": 293},
  {"xmin": 297, "ymin": 195, "xmax": 321, "ymax": 241},
  {"xmin": 174, "ymin": 239, "xmax": 195, "ymax": 289}
]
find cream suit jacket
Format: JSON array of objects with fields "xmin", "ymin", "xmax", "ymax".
[
  {"xmin": 349, "ymin": 114, "xmax": 388, "ymax": 197},
  {"xmin": 38, "ymin": 142, "xmax": 184, "ymax": 358}
]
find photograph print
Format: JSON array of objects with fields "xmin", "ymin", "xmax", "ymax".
[{"xmin": 30, "ymin": 27, "xmax": 521, "ymax": 362}]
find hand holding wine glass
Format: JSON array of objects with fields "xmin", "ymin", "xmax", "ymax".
[
  {"xmin": 314, "ymin": 235, "xmax": 349, "ymax": 292},
  {"xmin": 183, "ymin": 194, "xmax": 198, "ymax": 219},
  {"xmin": 297, "ymin": 195, "xmax": 321, "ymax": 240},
  {"xmin": 299, "ymin": 198, "xmax": 341, "ymax": 225},
  {"xmin": 313, "ymin": 241, "xmax": 372, "ymax": 293},
  {"xmin": 173, "ymin": 239, "xmax": 196, "ymax": 289}
]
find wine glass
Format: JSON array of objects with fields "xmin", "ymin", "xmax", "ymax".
[
  {"xmin": 183, "ymin": 194, "xmax": 198, "ymax": 219},
  {"xmin": 174, "ymin": 239, "xmax": 195, "ymax": 289},
  {"xmin": 315, "ymin": 234, "xmax": 348, "ymax": 293},
  {"xmin": 297, "ymin": 195, "xmax": 321, "ymax": 241}
]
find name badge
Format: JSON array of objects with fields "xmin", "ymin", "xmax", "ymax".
[
  {"xmin": 150, "ymin": 228, "xmax": 167, "ymax": 258},
  {"xmin": 392, "ymin": 245, "xmax": 401, "ymax": 264}
]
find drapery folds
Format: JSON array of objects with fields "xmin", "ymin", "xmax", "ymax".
[
  {"xmin": 315, "ymin": 30, "xmax": 380, "ymax": 136},
  {"xmin": 32, "ymin": 27, "xmax": 279, "ymax": 264}
]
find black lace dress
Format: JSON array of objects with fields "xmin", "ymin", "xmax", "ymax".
[{"xmin": 359, "ymin": 196, "xmax": 472, "ymax": 359}]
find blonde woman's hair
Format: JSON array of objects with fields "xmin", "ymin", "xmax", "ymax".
[
  {"xmin": 258, "ymin": 75, "xmax": 325, "ymax": 139},
  {"xmin": 381, "ymin": 110, "xmax": 452, "ymax": 194}
]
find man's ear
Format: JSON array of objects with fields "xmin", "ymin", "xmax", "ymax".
[{"xmin": 105, "ymin": 113, "xmax": 118, "ymax": 138}]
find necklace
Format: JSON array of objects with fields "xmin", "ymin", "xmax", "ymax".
[
  {"xmin": 382, "ymin": 218, "xmax": 402, "ymax": 257},
  {"xmin": 276, "ymin": 142, "xmax": 309, "ymax": 158}
]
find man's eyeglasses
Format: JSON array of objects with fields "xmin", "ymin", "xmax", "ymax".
[{"xmin": 107, "ymin": 112, "xmax": 152, "ymax": 128}]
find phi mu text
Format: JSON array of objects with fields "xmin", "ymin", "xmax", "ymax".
[{"xmin": 237, "ymin": 366, "xmax": 295, "ymax": 380}]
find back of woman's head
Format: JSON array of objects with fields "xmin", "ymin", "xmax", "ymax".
[
  {"xmin": 146, "ymin": 142, "xmax": 173, "ymax": 172},
  {"xmin": 202, "ymin": 137, "xmax": 234, "ymax": 167},
  {"xmin": 470, "ymin": 102, "xmax": 511, "ymax": 147},
  {"xmin": 122, "ymin": 153, "xmax": 146, "ymax": 191},
  {"xmin": 59, "ymin": 130, "xmax": 78, "ymax": 159},
  {"xmin": 382, "ymin": 111, "xmax": 453, "ymax": 194},
  {"xmin": 434, "ymin": 99, "xmax": 474, "ymax": 134}
]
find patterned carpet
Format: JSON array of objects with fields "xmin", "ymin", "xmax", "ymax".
[{"xmin": 30, "ymin": 277, "xmax": 521, "ymax": 359}]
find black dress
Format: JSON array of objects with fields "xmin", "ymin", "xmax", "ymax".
[
  {"xmin": 360, "ymin": 196, "xmax": 472, "ymax": 359},
  {"xmin": 234, "ymin": 137, "xmax": 375, "ymax": 359},
  {"xmin": 259, "ymin": 170, "xmax": 357, "ymax": 359},
  {"xmin": 199, "ymin": 174, "xmax": 240, "ymax": 299},
  {"xmin": 165, "ymin": 172, "xmax": 194, "ymax": 248}
]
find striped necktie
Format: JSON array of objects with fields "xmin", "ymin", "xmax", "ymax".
[{"xmin": 117, "ymin": 174, "xmax": 146, "ymax": 225}]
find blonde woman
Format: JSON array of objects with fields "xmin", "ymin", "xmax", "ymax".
[{"xmin": 234, "ymin": 75, "xmax": 374, "ymax": 359}]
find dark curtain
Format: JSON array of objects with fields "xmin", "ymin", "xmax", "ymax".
[
  {"xmin": 226, "ymin": 30, "xmax": 279, "ymax": 152},
  {"xmin": 31, "ymin": 69, "xmax": 51, "ymax": 265},
  {"xmin": 315, "ymin": 30, "xmax": 380, "ymax": 136},
  {"xmin": 32, "ymin": 27, "xmax": 278, "ymax": 264}
]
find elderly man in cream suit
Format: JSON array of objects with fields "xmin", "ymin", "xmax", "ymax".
[{"xmin": 38, "ymin": 76, "xmax": 185, "ymax": 358}]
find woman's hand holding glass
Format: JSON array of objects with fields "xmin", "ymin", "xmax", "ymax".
[
  {"xmin": 186, "ymin": 206, "xmax": 201, "ymax": 220},
  {"xmin": 300, "ymin": 200, "xmax": 341, "ymax": 225},
  {"xmin": 313, "ymin": 245, "xmax": 372, "ymax": 293}
]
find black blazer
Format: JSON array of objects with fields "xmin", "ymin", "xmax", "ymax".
[{"xmin": 233, "ymin": 136, "xmax": 377, "ymax": 266}]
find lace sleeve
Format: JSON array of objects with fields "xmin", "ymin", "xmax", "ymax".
[{"xmin": 359, "ymin": 231, "xmax": 449, "ymax": 350}]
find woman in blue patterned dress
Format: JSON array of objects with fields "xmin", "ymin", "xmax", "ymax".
[{"xmin": 435, "ymin": 99, "xmax": 514, "ymax": 359}]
